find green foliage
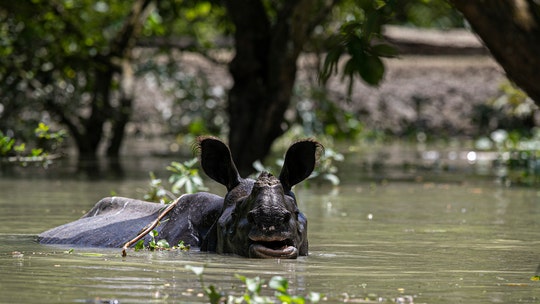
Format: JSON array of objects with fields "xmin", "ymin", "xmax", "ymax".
[
  {"xmin": 167, "ymin": 158, "xmax": 208, "ymax": 194},
  {"xmin": 391, "ymin": 0, "xmax": 465, "ymax": 28},
  {"xmin": 186, "ymin": 265, "xmax": 321, "ymax": 304},
  {"xmin": 149, "ymin": 1, "xmax": 230, "ymax": 49},
  {"xmin": 1, "ymin": 0, "xmax": 468, "ymax": 164},
  {"xmin": 471, "ymin": 81, "xmax": 537, "ymax": 137},
  {"xmin": 307, "ymin": 146, "xmax": 344, "ymax": 186},
  {"xmin": 137, "ymin": 60, "xmax": 228, "ymax": 137},
  {"xmin": 134, "ymin": 230, "xmax": 190, "ymax": 252},
  {"xmin": 475, "ymin": 128, "xmax": 540, "ymax": 186},
  {"xmin": 320, "ymin": 0, "xmax": 398, "ymax": 92},
  {"xmin": 0, "ymin": 123, "xmax": 65, "ymax": 166},
  {"xmin": 292, "ymin": 85, "xmax": 365, "ymax": 140},
  {"xmin": 144, "ymin": 158, "xmax": 207, "ymax": 203},
  {"xmin": 490, "ymin": 82, "xmax": 537, "ymax": 120},
  {"xmin": 0, "ymin": 131, "xmax": 15, "ymax": 156}
]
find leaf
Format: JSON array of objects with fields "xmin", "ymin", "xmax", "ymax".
[
  {"xmin": 244, "ymin": 276, "xmax": 263, "ymax": 294},
  {"xmin": 269, "ymin": 276, "xmax": 288, "ymax": 293},
  {"xmin": 134, "ymin": 239, "xmax": 145, "ymax": 251},
  {"xmin": 322, "ymin": 173, "xmax": 340, "ymax": 186},
  {"xmin": 186, "ymin": 265, "xmax": 205, "ymax": 276},
  {"xmin": 204, "ymin": 285, "xmax": 222, "ymax": 304},
  {"xmin": 31, "ymin": 148, "xmax": 43, "ymax": 156},
  {"xmin": 371, "ymin": 43, "xmax": 398, "ymax": 58},
  {"xmin": 14, "ymin": 143, "xmax": 26, "ymax": 153},
  {"xmin": 359, "ymin": 54, "xmax": 384, "ymax": 85},
  {"xmin": 156, "ymin": 239, "xmax": 170, "ymax": 249},
  {"xmin": 308, "ymin": 292, "xmax": 322, "ymax": 303}
]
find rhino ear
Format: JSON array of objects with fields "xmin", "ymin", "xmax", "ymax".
[
  {"xmin": 197, "ymin": 136, "xmax": 241, "ymax": 191},
  {"xmin": 279, "ymin": 140, "xmax": 323, "ymax": 192}
]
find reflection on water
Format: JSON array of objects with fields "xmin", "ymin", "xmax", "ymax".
[{"xmin": 1, "ymin": 154, "xmax": 539, "ymax": 303}]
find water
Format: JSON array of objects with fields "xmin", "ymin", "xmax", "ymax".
[{"xmin": 1, "ymin": 156, "xmax": 539, "ymax": 303}]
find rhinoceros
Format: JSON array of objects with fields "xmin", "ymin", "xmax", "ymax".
[{"xmin": 38, "ymin": 136, "xmax": 322, "ymax": 258}]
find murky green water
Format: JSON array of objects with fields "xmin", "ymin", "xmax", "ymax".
[{"xmin": 1, "ymin": 156, "xmax": 539, "ymax": 303}]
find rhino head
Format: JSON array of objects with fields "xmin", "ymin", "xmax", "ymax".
[{"xmin": 198, "ymin": 136, "xmax": 321, "ymax": 258}]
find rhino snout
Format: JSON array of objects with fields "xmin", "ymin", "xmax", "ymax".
[{"xmin": 247, "ymin": 208, "xmax": 292, "ymax": 227}]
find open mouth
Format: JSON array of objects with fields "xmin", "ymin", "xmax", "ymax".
[{"xmin": 249, "ymin": 238, "xmax": 298, "ymax": 259}]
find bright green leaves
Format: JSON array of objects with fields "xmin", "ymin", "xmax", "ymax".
[
  {"xmin": 185, "ymin": 2, "xmax": 212, "ymax": 21},
  {"xmin": 167, "ymin": 158, "xmax": 208, "ymax": 195},
  {"xmin": 0, "ymin": 123, "xmax": 65, "ymax": 165},
  {"xmin": 186, "ymin": 265, "xmax": 322, "ymax": 304},
  {"xmin": 134, "ymin": 229, "xmax": 190, "ymax": 252},
  {"xmin": 0, "ymin": 131, "xmax": 15, "ymax": 156},
  {"xmin": 144, "ymin": 158, "xmax": 207, "ymax": 204},
  {"xmin": 320, "ymin": 1, "xmax": 398, "ymax": 93}
]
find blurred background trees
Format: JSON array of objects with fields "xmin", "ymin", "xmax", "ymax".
[{"xmin": 1, "ymin": 0, "xmax": 539, "ymax": 174}]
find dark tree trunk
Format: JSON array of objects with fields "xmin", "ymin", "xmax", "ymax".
[
  {"xmin": 224, "ymin": 0, "xmax": 338, "ymax": 176},
  {"xmin": 107, "ymin": 60, "xmax": 134, "ymax": 157},
  {"xmin": 451, "ymin": 0, "xmax": 540, "ymax": 103},
  {"xmin": 68, "ymin": 0, "xmax": 152, "ymax": 161}
]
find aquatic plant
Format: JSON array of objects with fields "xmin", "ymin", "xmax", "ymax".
[
  {"xmin": 133, "ymin": 230, "xmax": 190, "ymax": 252},
  {"xmin": 474, "ymin": 128, "xmax": 540, "ymax": 186},
  {"xmin": 0, "ymin": 122, "xmax": 65, "ymax": 167},
  {"xmin": 186, "ymin": 265, "xmax": 322, "ymax": 304},
  {"xmin": 144, "ymin": 157, "xmax": 207, "ymax": 203}
]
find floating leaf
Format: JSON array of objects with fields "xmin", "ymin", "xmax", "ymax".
[
  {"xmin": 269, "ymin": 276, "xmax": 288, "ymax": 293},
  {"xmin": 156, "ymin": 239, "xmax": 170, "ymax": 249},
  {"xmin": 134, "ymin": 239, "xmax": 145, "ymax": 251},
  {"xmin": 186, "ymin": 265, "xmax": 205, "ymax": 276}
]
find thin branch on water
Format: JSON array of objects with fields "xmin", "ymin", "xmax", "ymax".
[{"xmin": 121, "ymin": 194, "xmax": 186, "ymax": 257}]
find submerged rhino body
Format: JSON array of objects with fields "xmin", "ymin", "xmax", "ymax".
[{"xmin": 39, "ymin": 137, "xmax": 321, "ymax": 258}]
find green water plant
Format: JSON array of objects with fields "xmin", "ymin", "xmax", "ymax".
[
  {"xmin": 0, "ymin": 123, "xmax": 65, "ymax": 167},
  {"xmin": 186, "ymin": 265, "xmax": 322, "ymax": 304},
  {"xmin": 133, "ymin": 229, "xmax": 190, "ymax": 252},
  {"xmin": 144, "ymin": 157, "xmax": 207, "ymax": 203},
  {"xmin": 475, "ymin": 128, "xmax": 540, "ymax": 186}
]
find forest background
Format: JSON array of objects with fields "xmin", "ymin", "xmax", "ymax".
[{"xmin": 1, "ymin": 0, "xmax": 539, "ymax": 176}]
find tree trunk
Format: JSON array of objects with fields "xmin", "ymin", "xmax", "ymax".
[
  {"xmin": 224, "ymin": 0, "xmax": 337, "ymax": 175},
  {"xmin": 107, "ymin": 60, "xmax": 134, "ymax": 157},
  {"xmin": 451, "ymin": 0, "xmax": 540, "ymax": 103},
  {"xmin": 75, "ymin": 0, "xmax": 152, "ymax": 160}
]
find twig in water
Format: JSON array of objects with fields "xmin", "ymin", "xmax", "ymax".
[{"xmin": 121, "ymin": 194, "xmax": 186, "ymax": 257}]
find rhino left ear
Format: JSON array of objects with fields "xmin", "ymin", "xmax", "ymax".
[
  {"xmin": 197, "ymin": 136, "xmax": 241, "ymax": 191},
  {"xmin": 279, "ymin": 140, "xmax": 323, "ymax": 192}
]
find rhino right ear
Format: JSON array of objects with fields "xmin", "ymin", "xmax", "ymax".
[
  {"xmin": 279, "ymin": 139, "xmax": 323, "ymax": 192},
  {"xmin": 197, "ymin": 136, "xmax": 241, "ymax": 191}
]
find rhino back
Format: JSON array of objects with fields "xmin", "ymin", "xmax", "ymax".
[{"xmin": 38, "ymin": 197, "xmax": 163, "ymax": 247}]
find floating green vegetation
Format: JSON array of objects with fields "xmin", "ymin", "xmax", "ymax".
[
  {"xmin": 133, "ymin": 229, "xmax": 190, "ymax": 252},
  {"xmin": 186, "ymin": 265, "xmax": 322, "ymax": 304}
]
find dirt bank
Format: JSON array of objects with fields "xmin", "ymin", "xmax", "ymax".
[{"xmin": 132, "ymin": 50, "xmax": 507, "ymax": 140}]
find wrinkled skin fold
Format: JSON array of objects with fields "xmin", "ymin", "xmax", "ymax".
[{"xmin": 39, "ymin": 136, "xmax": 322, "ymax": 259}]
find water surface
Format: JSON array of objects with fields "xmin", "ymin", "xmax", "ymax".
[{"xmin": 1, "ymin": 158, "xmax": 539, "ymax": 303}]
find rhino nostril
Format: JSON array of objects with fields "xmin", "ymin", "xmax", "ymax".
[
  {"xmin": 247, "ymin": 212, "xmax": 255, "ymax": 223},
  {"xmin": 283, "ymin": 211, "xmax": 291, "ymax": 223}
]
